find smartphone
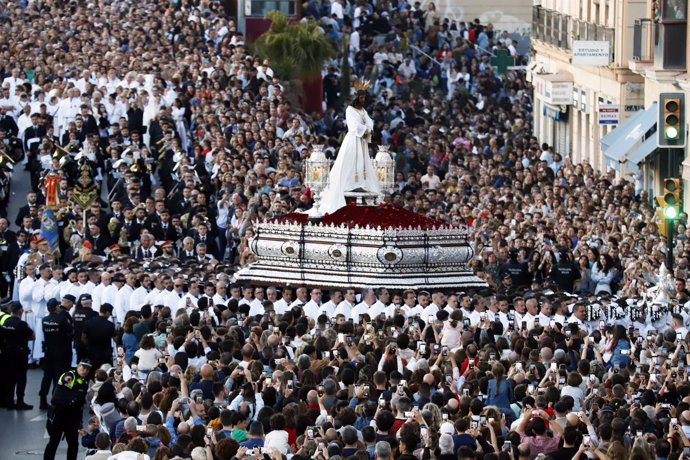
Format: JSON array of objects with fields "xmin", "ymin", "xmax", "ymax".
[
  {"xmin": 521, "ymin": 320, "xmax": 527, "ymax": 330},
  {"xmin": 593, "ymin": 388, "xmax": 598, "ymax": 395},
  {"xmin": 463, "ymin": 388, "xmax": 470, "ymax": 396},
  {"xmin": 266, "ymin": 377, "xmax": 272, "ymax": 386},
  {"xmin": 346, "ymin": 336, "xmax": 353, "ymax": 346},
  {"xmin": 421, "ymin": 427, "xmax": 428, "ymax": 439},
  {"xmin": 206, "ymin": 427, "xmax": 213, "ymax": 436},
  {"xmin": 428, "ymin": 315, "xmax": 435, "ymax": 323},
  {"xmin": 559, "ymin": 376, "xmax": 566, "ymax": 384},
  {"xmin": 590, "ymin": 374, "xmax": 596, "ymax": 382},
  {"xmin": 404, "ymin": 411, "xmax": 413, "ymax": 418},
  {"xmin": 166, "ymin": 326, "xmax": 172, "ymax": 334},
  {"xmin": 599, "ymin": 320, "xmax": 605, "ymax": 330},
  {"xmin": 273, "ymin": 326, "xmax": 280, "ymax": 334},
  {"xmin": 442, "ymin": 345, "xmax": 448, "ymax": 356},
  {"xmin": 379, "ymin": 397, "xmax": 385, "ymax": 407},
  {"xmin": 549, "ymin": 320, "xmax": 556, "ymax": 328},
  {"xmin": 480, "ymin": 415, "xmax": 487, "ymax": 425},
  {"xmin": 528, "ymin": 384, "xmax": 535, "ymax": 394},
  {"xmin": 583, "ymin": 435, "xmax": 590, "ymax": 447},
  {"xmin": 318, "ymin": 385, "xmax": 324, "ymax": 396},
  {"xmin": 380, "ymin": 312, "xmax": 386, "ymax": 321},
  {"xmin": 442, "ymin": 413, "xmax": 448, "ymax": 421},
  {"xmin": 307, "ymin": 428, "xmax": 314, "ymax": 439},
  {"xmin": 551, "ymin": 362, "xmax": 557, "ymax": 372},
  {"xmin": 338, "ymin": 333, "xmax": 345, "ymax": 342},
  {"xmin": 503, "ymin": 440, "xmax": 512, "ymax": 452},
  {"xmin": 195, "ymin": 396, "xmax": 203, "ymax": 404},
  {"xmin": 489, "ymin": 352, "xmax": 496, "ymax": 361},
  {"xmin": 287, "ymin": 380, "xmax": 294, "ymax": 390}
]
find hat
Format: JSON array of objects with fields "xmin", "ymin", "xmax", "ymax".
[
  {"xmin": 109, "ymin": 243, "xmax": 122, "ymax": 251},
  {"xmin": 62, "ymin": 293, "xmax": 76, "ymax": 304},
  {"xmin": 161, "ymin": 240, "xmax": 173, "ymax": 249},
  {"xmin": 47, "ymin": 298, "xmax": 60, "ymax": 311},
  {"xmin": 79, "ymin": 293, "xmax": 93, "ymax": 303},
  {"xmin": 78, "ymin": 359, "xmax": 93, "ymax": 368},
  {"xmin": 36, "ymin": 236, "xmax": 48, "ymax": 245},
  {"xmin": 0, "ymin": 296, "xmax": 11, "ymax": 308}
]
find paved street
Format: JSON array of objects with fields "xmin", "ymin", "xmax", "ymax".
[
  {"xmin": 0, "ymin": 369, "xmax": 87, "ymax": 459},
  {"xmin": 7, "ymin": 163, "xmax": 31, "ymax": 231},
  {"xmin": 3, "ymin": 169, "xmax": 88, "ymax": 458}
]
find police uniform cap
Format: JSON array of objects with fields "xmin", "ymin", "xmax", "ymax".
[
  {"xmin": 80, "ymin": 293, "xmax": 93, "ymax": 303},
  {"xmin": 0, "ymin": 296, "xmax": 11, "ymax": 308},
  {"xmin": 47, "ymin": 298, "xmax": 60, "ymax": 311},
  {"xmin": 62, "ymin": 294, "xmax": 76, "ymax": 304},
  {"xmin": 78, "ymin": 359, "xmax": 93, "ymax": 368}
]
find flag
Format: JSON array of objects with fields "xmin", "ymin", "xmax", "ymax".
[{"xmin": 40, "ymin": 209, "xmax": 59, "ymax": 253}]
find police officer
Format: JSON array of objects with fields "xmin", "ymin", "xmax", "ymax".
[
  {"xmin": 0, "ymin": 296, "xmax": 13, "ymax": 408},
  {"xmin": 81, "ymin": 303, "xmax": 115, "ymax": 371},
  {"xmin": 72, "ymin": 293, "xmax": 97, "ymax": 364},
  {"xmin": 2, "ymin": 301, "xmax": 34, "ymax": 409},
  {"xmin": 39, "ymin": 297, "xmax": 73, "ymax": 410},
  {"xmin": 43, "ymin": 359, "xmax": 91, "ymax": 460}
]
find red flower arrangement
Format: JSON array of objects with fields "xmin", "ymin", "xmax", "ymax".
[{"xmin": 271, "ymin": 204, "xmax": 446, "ymax": 230}]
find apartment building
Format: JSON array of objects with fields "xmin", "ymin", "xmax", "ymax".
[{"xmin": 530, "ymin": 0, "xmax": 648, "ymax": 172}]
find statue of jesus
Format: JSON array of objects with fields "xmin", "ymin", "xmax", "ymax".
[{"xmin": 317, "ymin": 87, "xmax": 380, "ymax": 215}]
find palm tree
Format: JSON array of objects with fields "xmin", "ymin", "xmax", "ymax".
[{"xmin": 255, "ymin": 11, "xmax": 336, "ymax": 114}]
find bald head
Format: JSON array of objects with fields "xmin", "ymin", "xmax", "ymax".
[
  {"xmin": 423, "ymin": 373, "xmax": 435, "ymax": 386},
  {"xmin": 306, "ymin": 390, "xmax": 318, "ymax": 404}
]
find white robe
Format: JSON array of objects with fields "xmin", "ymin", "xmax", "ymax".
[{"xmin": 318, "ymin": 105, "xmax": 379, "ymax": 215}]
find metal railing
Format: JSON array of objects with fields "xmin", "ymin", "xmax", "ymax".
[{"xmin": 532, "ymin": 6, "xmax": 572, "ymax": 50}]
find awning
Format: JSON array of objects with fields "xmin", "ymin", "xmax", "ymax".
[
  {"xmin": 627, "ymin": 134, "xmax": 658, "ymax": 165},
  {"xmin": 600, "ymin": 102, "xmax": 657, "ymax": 164}
]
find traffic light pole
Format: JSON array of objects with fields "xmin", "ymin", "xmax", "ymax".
[{"xmin": 668, "ymin": 218, "xmax": 674, "ymax": 270}]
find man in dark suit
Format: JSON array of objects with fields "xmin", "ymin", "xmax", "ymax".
[
  {"xmin": 178, "ymin": 236, "xmax": 197, "ymax": 262},
  {"xmin": 120, "ymin": 207, "xmax": 141, "ymax": 243},
  {"xmin": 23, "ymin": 113, "xmax": 46, "ymax": 156},
  {"xmin": 86, "ymin": 224, "xmax": 110, "ymax": 257},
  {"xmin": 149, "ymin": 209, "xmax": 177, "ymax": 241},
  {"xmin": 132, "ymin": 233, "xmax": 158, "ymax": 259},
  {"xmin": 79, "ymin": 105, "xmax": 99, "ymax": 136},
  {"xmin": 14, "ymin": 192, "xmax": 39, "ymax": 227},
  {"xmin": 0, "ymin": 224, "xmax": 22, "ymax": 297},
  {"xmin": 190, "ymin": 221, "xmax": 220, "ymax": 259}
]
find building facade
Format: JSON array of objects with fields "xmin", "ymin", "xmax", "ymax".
[{"xmin": 529, "ymin": 0, "xmax": 648, "ymax": 172}]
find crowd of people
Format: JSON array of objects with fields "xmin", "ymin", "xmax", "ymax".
[{"xmin": 0, "ymin": 0, "xmax": 688, "ymax": 460}]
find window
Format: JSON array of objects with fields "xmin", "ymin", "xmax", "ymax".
[{"xmin": 662, "ymin": 0, "xmax": 687, "ymax": 20}]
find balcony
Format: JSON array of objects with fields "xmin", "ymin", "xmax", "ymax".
[
  {"xmin": 532, "ymin": 6, "xmax": 570, "ymax": 50},
  {"xmin": 532, "ymin": 6, "xmax": 615, "ymax": 59},
  {"xmin": 629, "ymin": 16, "xmax": 687, "ymax": 74}
]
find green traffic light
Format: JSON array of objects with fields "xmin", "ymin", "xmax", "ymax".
[
  {"xmin": 666, "ymin": 126, "xmax": 680, "ymax": 139},
  {"xmin": 665, "ymin": 206, "xmax": 678, "ymax": 219}
]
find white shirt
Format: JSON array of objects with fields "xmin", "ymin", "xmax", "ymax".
[
  {"xmin": 303, "ymin": 300, "xmax": 321, "ymax": 320},
  {"xmin": 32, "ymin": 277, "xmax": 57, "ymax": 320},
  {"xmin": 334, "ymin": 300, "xmax": 354, "ymax": 320},
  {"xmin": 317, "ymin": 300, "xmax": 337, "ymax": 319},
  {"xmin": 129, "ymin": 286, "xmax": 149, "ymax": 312},
  {"xmin": 19, "ymin": 276, "xmax": 35, "ymax": 313},
  {"xmin": 274, "ymin": 298, "xmax": 291, "ymax": 315},
  {"xmin": 351, "ymin": 301, "xmax": 376, "ymax": 323},
  {"xmin": 114, "ymin": 284, "xmax": 134, "ymax": 324},
  {"xmin": 330, "ymin": 1, "xmax": 344, "ymax": 19},
  {"xmin": 248, "ymin": 298, "xmax": 265, "ymax": 317}
]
